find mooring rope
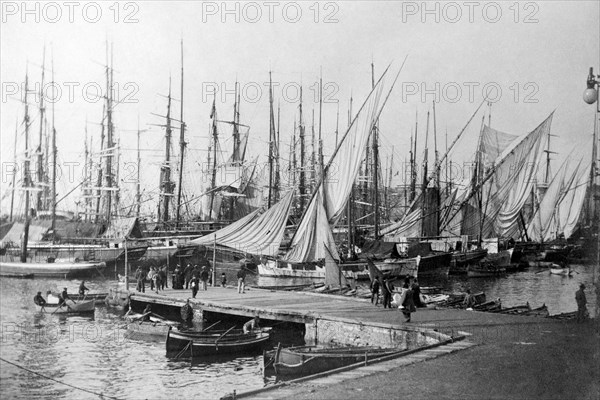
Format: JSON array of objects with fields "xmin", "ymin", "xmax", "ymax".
[{"xmin": 0, "ymin": 357, "xmax": 124, "ymax": 400}]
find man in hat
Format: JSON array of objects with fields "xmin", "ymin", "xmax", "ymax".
[
  {"xmin": 135, "ymin": 266, "xmax": 145, "ymax": 293},
  {"xmin": 33, "ymin": 291, "xmax": 47, "ymax": 307},
  {"xmin": 59, "ymin": 287, "xmax": 71, "ymax": 306},
  {"xmin": 575, "ymin": 283, "xmax": 588, "ymax": 323},
  {"xmin": 200, "ymin": 266, "xmax": 209, "ymax": 291},
  {"xmin": 79, "ymin": 281, "xmax": 89, "ymax": 296}
]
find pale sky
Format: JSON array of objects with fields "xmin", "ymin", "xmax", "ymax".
[{"xmin": 1, "ymin": 0, "xmax": 599, "ymax": 215}]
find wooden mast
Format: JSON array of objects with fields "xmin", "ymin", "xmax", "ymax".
[
  {"xmin": 21, "ymin": 68, "xmax": 32, "ymax": 262},
  {"xmin": 50, "ymin": 51, "xmax": 57, "ymax": 238},
  {"xmin": 208, "ymin": 95, "xmax": 218, "ymax": 220},
  {"xmin": 10, "ymin": 117, "xmax": 18, "ymax": 222},
  {"xmin": 298, "ymin": 85, "xmax": 306, "ymax": 213},
  {"xmin": 268, "ymin": 71, "xmax": 275, "ymax": 208},
  {"xmin": 176, "ymin": 39, "xmax": 186, "ymax": 226},
  {"xmin": 36, "ymin": 46, "xmax": 46, "ymax": 212},
  {"xmin": 159, "ymin": 78, "xmax": 173, "ymax": 223},
  {"xmin": 371, "ymin": 62, "xmax": 380, "ymax": 238}
]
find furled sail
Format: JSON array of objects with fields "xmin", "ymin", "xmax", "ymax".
[
  {"xmin": 459, "ymin": 113, "xmax": 552, "ymax": 239},
  {"xmin": 191, "ymin": 190, "xmax": 293, "ymax": 256}
]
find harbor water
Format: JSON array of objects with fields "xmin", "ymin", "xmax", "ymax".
[{"xmin": 0, "ymin": 264, "xmax": 596, "ymax": 399}]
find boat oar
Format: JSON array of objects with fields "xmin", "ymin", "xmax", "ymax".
[
  {"xmin": 202, "ymin": 320, "xmax": 221, "ymax": 332},
  {"xmin": 215, "ymin": 325, "xmax": 236, "ymax": 346},
  {"xmin": 51, "ymin": 303, "xmax": 66, "ymax": 315}
]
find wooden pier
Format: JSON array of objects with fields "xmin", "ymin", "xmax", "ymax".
[{"xmin": 127, "ymin": 286, "xmax": 451, "ymax": 347}]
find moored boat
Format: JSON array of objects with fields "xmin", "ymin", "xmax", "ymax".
[
  {"xmin": 549, "ymin": 264, "xmax": 572, "ymax": 276},
  {"xmin": 165, "ymin": 327, "xmax": 271, "ymax": 357},
  {"xmin": 35, "ymin": 299, "xmax": 95, "ymax": 314},
  {"xmin": 0, "ymin": 259, "xmax": 107, "ymax": 278},
  {"xmin": 272, "ymin": 345, "xmax": 403, "ymax": 376}
]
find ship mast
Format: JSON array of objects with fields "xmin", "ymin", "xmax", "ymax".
[
  {"xmin": 298, "ymin": 85, "xmax": 306, "ymax": 213},
  {"xmin": 176, "ymin": 39, "xmax": 186, "ymax": 226},
  {"xmin": 371, "ymin": 62, "xmax": 380, "ymax": 237},
  {"xmin": 21, "ymin": 69, "xmax": 32, "ymax": 262},
  {"xmin": 159, "ymin": 78, "xmax": 173, "ymax": 223},
  {"xmin": 36, "ymin": 46, "xmax": 47, "ymax": 212},
  {"xmin": 208, "ymin": 96, "xmax": 218, "ymax": 220},
  {"xmin": 50, "ymin": 52, "xmax": 57, "ymax": 238}
]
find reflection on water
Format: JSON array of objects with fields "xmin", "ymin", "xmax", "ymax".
[
  {"xmin": 0, "ymin": 278, "xmax": 276, "ymax": 400},
  {"xmin": 0, "ymin": 264, "xmax": 596, "ymax": 399}
]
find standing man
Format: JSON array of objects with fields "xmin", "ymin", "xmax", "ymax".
[
  {"xmin": 237, "ymin": 266, "xmax": 247, "ymax": 294},
  {"xmin": 135, "ymin": 266, "xmax": 145, "ymax": 293},
  {"xmin": 576, "ymin": 283, "xmax": 588, "ymax": 323},
  {"xmin": 184, "ymin": 263, "xmax": 192, "ymax": 289},
  {"xmin": 200, "ymin": 266, "xmax": 209, "ymax": 291},
  {"xmin": 370, "ymin": 278, "xmax": 380, "ymax": 306},
  {"xmin": 190, "ymin": 275, "xmax": 199, "ymax": 298}
]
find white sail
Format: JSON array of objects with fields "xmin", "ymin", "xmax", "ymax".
[
  {"xmin": 557, "ymin": 160, "xmax": 591, "ymax": 239},
  {"xmin": 527, "ymin": 157, "xmax": 576, "ymax": 241},
  {"xmin": 284, "ymin": 188, "xmax": 339, "ymax": 262},
  {"xmin": 191, "ymin": 190, "xmax": 293, "ymax": 256}
]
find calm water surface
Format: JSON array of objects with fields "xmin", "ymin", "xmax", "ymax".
[{"xmin": 0, "ymin": 264, "xmax": 596, "ymax": 399}]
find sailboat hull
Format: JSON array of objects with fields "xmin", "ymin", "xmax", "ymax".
[{"xmin": 0, "ymin": 259, "xmax": 107, "ymax": 278}]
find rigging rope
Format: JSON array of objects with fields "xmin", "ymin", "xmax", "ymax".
[{"xmin": 0, "ymin": 356, "xmax": 124, "ymax": 400}]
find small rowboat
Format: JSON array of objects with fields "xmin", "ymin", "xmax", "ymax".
[
  {"xmin": 166, "ymin": 327, "xmax": 271, "ymax": 357},
  {"xmin": 36, "ymin": 299, "xmax": 95, "ymax": 314},
  {"xmin": 272, "ymin": 345, "xmax": 403, "ymax": 376},
  {"xmin": 549, "ymin": 264, "xmax": 572, "ymax": 276}
]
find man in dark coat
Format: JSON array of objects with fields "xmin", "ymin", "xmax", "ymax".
[
  {"xmin": 576, "ymin": 283, "xmax": 588, "ymax": 323},
  {"xmin": 184, "ymin": 264, "xmax": 193, "ymax": 289},
  {"xmin": 33, "ymin": 291, "xmax": 47, "ymax": 307},
  {"xmin": 200, "ymin": 266, "xmax": 209, "ymax": 291},
  {"xmin": 401, "ymin": 282, "xmax": 416, "ymax": 322},
  {"xmin": 135, "ymin": 266, "xmax": 145, "ymax": 293},
  {"xmin": 370, "ymin": 278, "xmax": 380, "ymax": 306}
]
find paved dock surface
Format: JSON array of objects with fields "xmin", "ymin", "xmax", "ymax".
[
  {"xmin": 129, "ymin": 286, "xmax": 599, "ymax": 399},
  {"xmin": 244, "ymin": 312, "xmax": 600, "ymax": 400}
]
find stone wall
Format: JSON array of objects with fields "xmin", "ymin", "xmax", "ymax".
[{"xmin": 305, "ymin": 317, "xmax": 450, "ymax": 349}]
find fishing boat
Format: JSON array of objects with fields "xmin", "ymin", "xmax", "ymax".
[
  {"xmin": 450, "ymin": 248, "xmax": 488, "ymax": 274},
  {"xmin": 126, "ymin": 318, "xmax": 174, "ymax": 338},
  {"xmin": 35, "ymin": 299, "xmax": 96, "ymax": 314},
  {"xmin": 0, "ymin": 259, "xmax": 107, "ymax": 278},
  {"xmin": 165, "ymin": 327, "xmax": 271, "ymax": 356},
  {"xmin": 272, "ymin": 345, "xmax": 403, "ymax": 376},
  {"xmin": 549, "ymin": 264, "xmax": 572, "ymax": 276}
]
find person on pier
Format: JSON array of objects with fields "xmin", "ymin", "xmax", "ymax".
[
  {"xmin": 200, "ymin": 266, "xmax": 209, "ymax": 291},
  {"xmin": 381, "ymin": 277, "xmax": 394, "ymax": 309},
  {"xmin": 184, "ymin": 264, "xmax": 193, "ymax": 289},
  {"xmin": 243, "ymin": 316, "xmax": 260, "ymax": 334},
  {"xmin": 79, "ymin": 281, "xmax": 89, "ymax": 296},
  {"xmin": 401, "ymin": 281, "xmax": 416, "ymax": 322},
  {"xmin": 237, "ymin": 265, "xmax": 247, "ymax": 294},
  {"xmin": 576, "ymin": 284, "xmax": 588, "ymax": 323},
  {"xmin": 370, "ymin": 278, "xmax": 380, "ymax": 306},
  {"xmin": 190, "ymin": 275, "xmax": 199, "ymax": 298},
  {"xmin": 135, "ymin": 266, "xmax": 145, "ymax": 293},
  {"xmin": 221, "ymin": 272, "xmax": 227, "ymax": 287}
]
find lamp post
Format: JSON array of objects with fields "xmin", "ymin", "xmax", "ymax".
[{"xmin": 583, "ymin": 67, "xmax": 600, "ymax": 321}]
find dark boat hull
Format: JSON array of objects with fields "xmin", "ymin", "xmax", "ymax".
[
  {"xmin": 273, "ymin": 346, "xmax": 402, "ymax": 376},
  {"xmin": 166, "ymin": 328, "xmax": 270, "ymax": 356}
]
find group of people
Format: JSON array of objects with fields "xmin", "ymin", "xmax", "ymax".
[
  {"xmin": 33, "ymin": 281, "xmax": 90, "ymax": 308},
  {"xmin": 370, "ymin": 276, "xmax": 425, "ymax": 322},
  {"xmin": 133, "ymin": 265, "xmax": 170, "ymax": 293}
]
